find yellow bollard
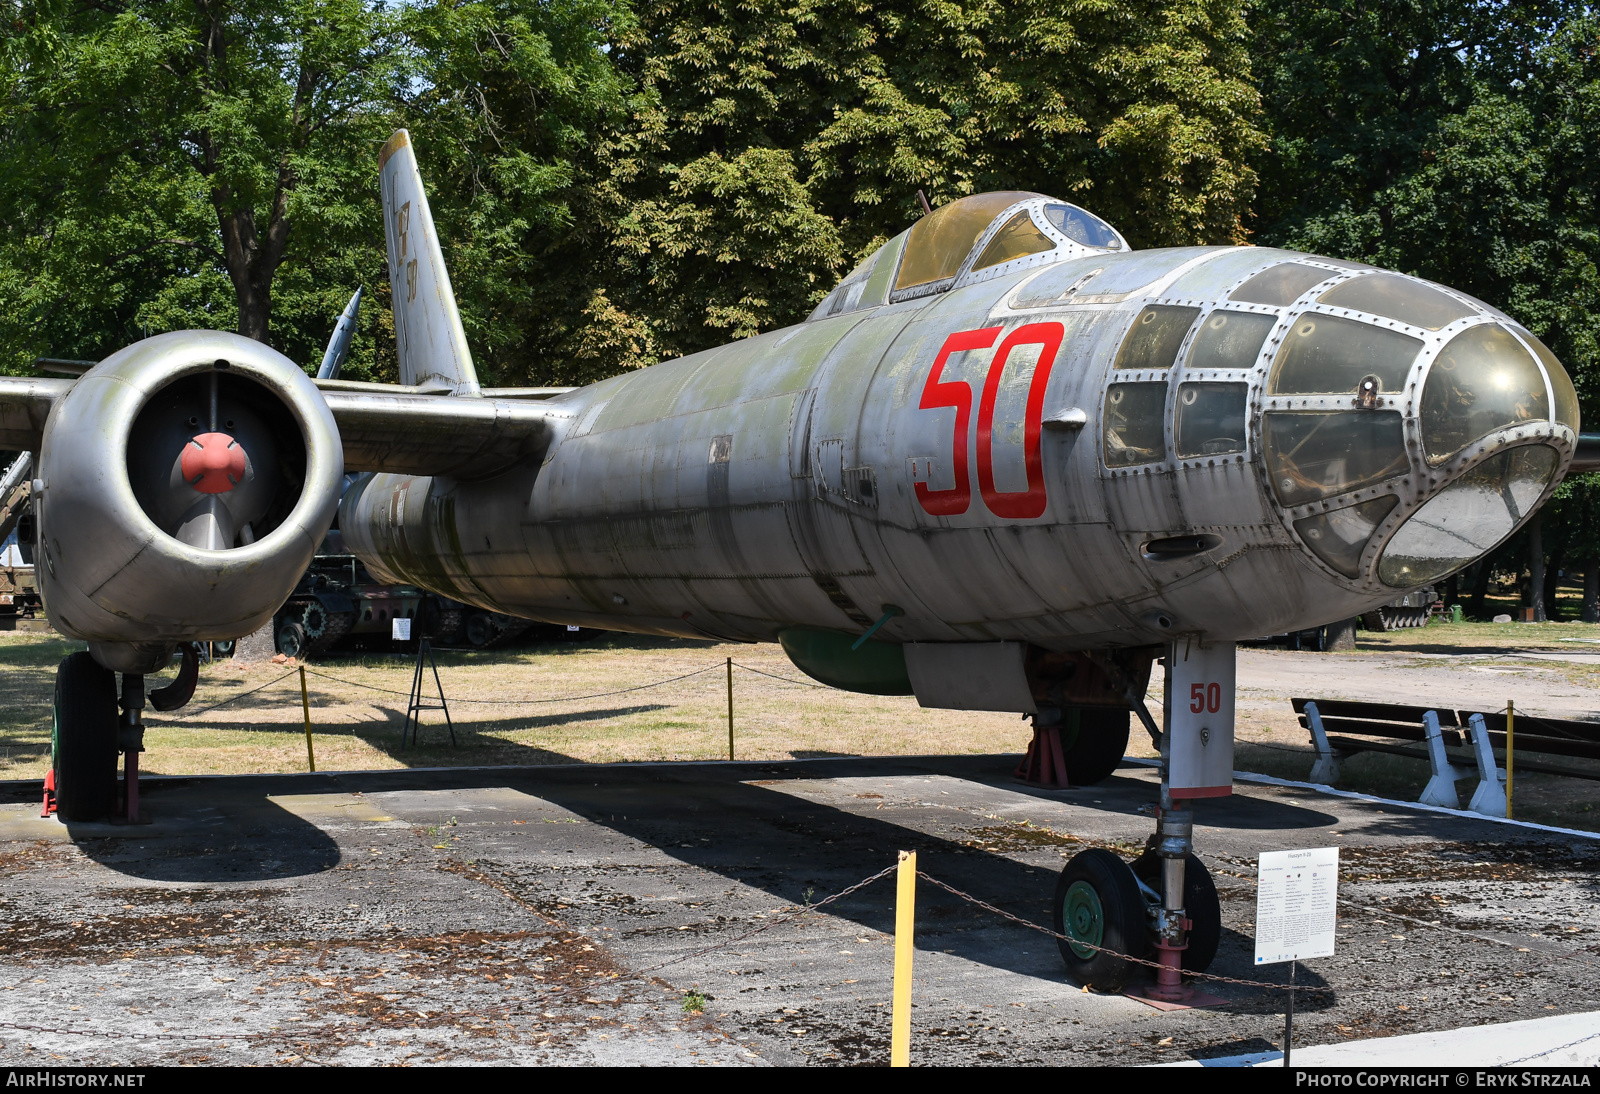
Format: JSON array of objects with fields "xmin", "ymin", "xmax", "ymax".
[
  {"xmin": 891, "ymin": 849, "xmax": 916, "ymax": 1067},
  {"xmin": 299, "ymin": 665, "xmax": 316, "ymax": 773},
  {"xmin": 1505, "ymin": 699, "xmax": 1514, "ymax": 819}
]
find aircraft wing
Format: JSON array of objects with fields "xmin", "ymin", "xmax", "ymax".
[
  {"xmin": 0, "ymin": 377, "xmax": 72, "ymax": 452},
  {"xmin": 321, "ymin": 386, "xmax": 572, "ymax": 478},
  {"xmin": 0, "ymin": 374, "xmax": 575, "ymax": 480}
]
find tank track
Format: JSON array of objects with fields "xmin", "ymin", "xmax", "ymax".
[{"xmin": 306, "ymin": 610, "xmax": 355, "ymax": 654}]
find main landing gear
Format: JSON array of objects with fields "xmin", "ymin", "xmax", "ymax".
[
  {"xmin": 1051, "ymin": 640, "xmax": 1235, "ymax": 1000},
  {"xmin": 50, "ymin": 645, "xmax": 199, "ymax": 823}
]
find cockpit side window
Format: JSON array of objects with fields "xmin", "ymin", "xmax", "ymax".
[
  {"xmin": 894, "ymin": 191, "xmax": 1044, "ymax": 292},
  {"xmin": 973, "ymin": 212, "xmax": 1055, "ymax": 271},
  {"xmin": 1043, "ymin": 204, "xmax": 1122, "ymax": 250}
]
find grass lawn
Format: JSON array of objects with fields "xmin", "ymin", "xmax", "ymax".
[{"xmin": 3, "ymin": 620, "xmax": 1594, "ymax": 831}]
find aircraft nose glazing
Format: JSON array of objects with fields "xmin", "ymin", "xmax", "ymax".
[{"xmin": 1255, "ymin": 271, "xmax": 1578, "ymax": 589}]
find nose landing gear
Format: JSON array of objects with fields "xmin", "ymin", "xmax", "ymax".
[{"xmin": 1053, "ymin": 640, "xmax": 1233, "ymax": 1003}]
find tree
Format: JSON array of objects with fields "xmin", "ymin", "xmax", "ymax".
[
  {"xmin": 1251, "ymin": 0, "xmax": 1600, "ymax": 418},
  {"xmin": 0, "ymin": 0, "xmax": 409, "ymax": 372},
  {"xmin": 0, "ymin": 0, "xmax": 637, "ymax": 384},
  {"xmin": 600, "ymin": 0, "xmax": 1266, "ymax": 360},
  {"xmin": 396, "ymin": 0, "xmax": 646, "ymax": 385}
]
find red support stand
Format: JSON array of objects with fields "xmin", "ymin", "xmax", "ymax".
[
  {"xmin": 40, "ymin": 769, "xmax": 56, "ymax": 818},
  {"xmin": 1014, "ymin": 723, "xmax": 1072, "ymax": 788}
]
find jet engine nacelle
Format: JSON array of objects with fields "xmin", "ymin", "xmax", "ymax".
[{"xmin": 33, "ymin": 331, "xmax": 342, "ymax": 672}]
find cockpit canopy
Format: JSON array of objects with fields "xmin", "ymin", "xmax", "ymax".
[{"xmin": 810, "ymin": 192, "xmax": 1126, "ymax": 320}]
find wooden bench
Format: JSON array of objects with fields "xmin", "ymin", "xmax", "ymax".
[{"xmin": 1291, "ymin": 697, "xmax": 1600, "ymax": 817}]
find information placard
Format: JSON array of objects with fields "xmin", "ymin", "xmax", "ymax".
[
  {"xmin": 1254, "ymin": 847, "xmax": 1339, "ymax": 964},
  {"xmin": 392, "ymin": 617, "xmax": 412, "ymax": 641}
]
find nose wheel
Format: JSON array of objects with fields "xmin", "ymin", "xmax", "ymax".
[{"xmin": 1052, "ymin": 849, "xmax": 1148, "ymax": 991}]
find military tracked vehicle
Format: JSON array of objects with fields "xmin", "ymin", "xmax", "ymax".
[{"xmin": 273, "ymin": 529, "xmax": 532, "ymax": 657}]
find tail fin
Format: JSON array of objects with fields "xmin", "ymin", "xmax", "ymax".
[{"xmin": 378, "ymin": 131, "xmax": 480, "ymax": 395}]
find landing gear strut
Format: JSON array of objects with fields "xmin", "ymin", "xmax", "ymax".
[{"xmin": 1054, "ymin": 640, "xmax": 1233, "ymax": 1001}]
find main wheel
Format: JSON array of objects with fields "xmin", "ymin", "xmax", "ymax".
[
  {"xmin": 1053, "ymin": 848, "xmax": 1147, "ymax": 991},
  {"xmin": 276, "ymin": 620, "xmax": 307, "ymax": 658},
  {"xmin": 463, "ymin": 611, "xmax": 499, "ymax": 647},
  {"xmin": 434, "ymin": 608, "xmax": 464, "ymax": 645},
  {"xmin": 1130, "ymin": 850, "xmax": 1221, "ymax": 974},
  {"xmin": 1057, "ymin": 708, "xmax": 1131, "ymax": 786},
  {"xmin": 54, "ymin": 652, "xmax": 119, "ymax": 822}
]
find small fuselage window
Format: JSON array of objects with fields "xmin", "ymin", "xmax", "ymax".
[
  {"xmin": 1175, "ymin": 383, "xmax": 1248, "ymax": 458},
  {"xmin": 1186, "ymin": 310, "xmax": 1275, "ymax": 371},
  {"xmin": 1104, "ymin": 382, "xmax": 1169, "ymax": 467},
  {"xmin": 1115, "ymin": 306, "xmax": 1200, "ymax": 371}
]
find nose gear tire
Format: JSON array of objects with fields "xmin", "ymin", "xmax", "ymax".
[
  {"xmin": 1054, "ymin": 848, "xmax": 1147, "ymax": 991},
  {"xmin": 1131, "ymin": 850, "xmax": 1221, "ymax": 974},
  {"xmin": 53, "ymin": 652, "xmax": 119, "ymax": 822}
]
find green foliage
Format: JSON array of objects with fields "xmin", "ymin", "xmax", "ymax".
[
  {"xmin": 0, "ymin": 0, "xmax": 409, "ymax": 374},
  {"xmin": 397, "ymin": 0, "xmax": 646, "ymax": 385},
  {"xmin": 604, "ymin": 0, "xmax": 1265, "ymax": 359},
  {"xmin": 0, "ymin": 0, "xmax": 636, "ymax": 384},
  {"xmin": 1252, "ymin": 0, "xmax": 1600, "ymax": 420}
]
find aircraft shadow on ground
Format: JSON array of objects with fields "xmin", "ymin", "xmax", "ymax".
[
  {"xmin": 30, "ymin": 754, "xmax": 1357, "ymax": 999},
  {"xmin": 317, "ymin": 755, "xmax": 1348, "ymax": 1001},
  {"xmin": 58, "ymin": 789, "xmax": 342, "ymax": 884}
]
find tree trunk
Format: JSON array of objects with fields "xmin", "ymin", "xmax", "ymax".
[
  {"xmin": 1323, "ymin": 618, "xmax": 1358, "ymax": 651},
  {"xmin": 1469, "ymin": 560, "xmax": 1491, "ymax": 620},
  {"xmin": 1544, "ymin": 550, "xmax": 1564, "ymax": 622},
  {"xmin": 1585, "ymin": 562, "xmax": 1599, "ymax": 624},
  {"xmin": 1530, "ymin": 516, "xmax": 1546, "ymax": 622},
  {"xmin": 233, "ymin": 620, "xmax": 278, "ymax": 663}
]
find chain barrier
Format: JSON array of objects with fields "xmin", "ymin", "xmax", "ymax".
[
  {"xmin": 298, "ymin": 663, "xmax": 721, "ymax": 706},
  {"xmin": 167, "ymin": 658, "xmax": 815, "ymax": 718},
  {"xmin": 914, "ymin": 870, "xmax": 1324, "ymax": 996},
  {"xmin": 729, "ymin": 662, "xmax": 827, "ymax": 689},
  {"xmin": 538, "ymin": 863, "xmax": 901, "ymax": 1004},
  {"xmin": 1501, "ymin": 1028, "xmax": 1600, "ymax": 1066},
  {"xmin": 181, "ymin": 668, "xmax": 301, "ymax": 717}
]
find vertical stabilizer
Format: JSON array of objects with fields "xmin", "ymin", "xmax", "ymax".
[{"xmin": 378, "ymin": 131, "xmax": 480, "ymax": 395}]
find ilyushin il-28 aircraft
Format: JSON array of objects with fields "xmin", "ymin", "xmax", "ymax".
[{"xmin": 1, "ymin": 129, "xmax": 1587, "ymax": 999}]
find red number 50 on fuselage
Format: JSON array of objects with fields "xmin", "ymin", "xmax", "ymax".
[{"xmin": 914, "ymin": 323, "xmax": 1066, "ymax": 519}]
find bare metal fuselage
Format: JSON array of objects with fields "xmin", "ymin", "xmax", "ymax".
[{"xmin": 343, "ymin": 243, "xmax": 1546, "ymax": 651}]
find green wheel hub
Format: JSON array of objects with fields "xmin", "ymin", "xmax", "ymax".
[{"xmin": 1062, "ymin": 879, "xmax": 1105, "ymax": 960}]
